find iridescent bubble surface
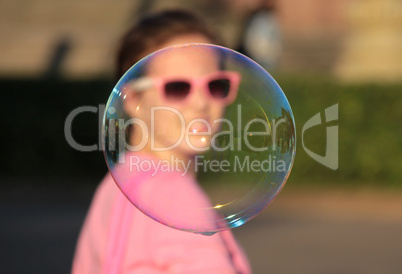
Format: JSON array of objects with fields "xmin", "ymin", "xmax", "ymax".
[{"xmin": 102, "ymin": 44, "xmax": 296, "ymax": 235}]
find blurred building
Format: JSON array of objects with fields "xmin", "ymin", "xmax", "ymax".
[
  {"xmin": 334, "ymin": 0, "xmax": 402, "ymax": 82},
  {"xmin": 0, "ymin": 0, "xmax": 138, "ymax": 78},
  {"xmin": 0, "ymin": 0, "xmax": 401, "ymax": 81}
]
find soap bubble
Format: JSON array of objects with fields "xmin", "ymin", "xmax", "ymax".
[{"xmin": 102, "ymin": 43, "xmax": 295, "ymax": 235}]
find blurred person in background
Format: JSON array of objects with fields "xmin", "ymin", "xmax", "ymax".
[
  {"xmin": 237, "ymin": 0, "xmax": 282, "ymax": 69},
  {"xmin": 72, "ymin": 9, "xmax": 251, "ymax": 274}
]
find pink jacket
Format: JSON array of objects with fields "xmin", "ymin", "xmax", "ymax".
[{"xmin": 72, "ymin": 161, "xmax": 251, "ymax": 273}]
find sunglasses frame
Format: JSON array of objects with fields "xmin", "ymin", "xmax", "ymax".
[{"xmin": 129, "ymin": 71, "xmax": 241, "ymax": 106}]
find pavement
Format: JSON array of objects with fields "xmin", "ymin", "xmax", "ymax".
[
  {"xmin": 234, "ymin": 187, "xmax": 402, "ymax": 274},
  {"xmin": 1, "ymin": 181, "xmax": 401, "ymax": 274}
]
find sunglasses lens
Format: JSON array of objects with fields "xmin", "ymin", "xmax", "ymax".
[
  {"xmin": 208, "ymin": 78, "xmax": 231, "ymax": 99},
  {"xmin": 165, "ymin": 81, "xmax": 191, "ymax": 101}
]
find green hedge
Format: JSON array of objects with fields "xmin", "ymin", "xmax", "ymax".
[
  {"xmin": 275, "ymin": 74, "xmax": 402, "ymax": 187},
  {"xmin": 0, "ymin": 78, "xmax": 113, "ymax": 183},
  {"xmin": 1, "ymin": 76, "xmax": 401, "ymax": 186}
]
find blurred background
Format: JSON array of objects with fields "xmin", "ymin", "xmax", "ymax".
[{"xmin": 1, "ymin": 0, "xmax": 401, "ymax": 273}]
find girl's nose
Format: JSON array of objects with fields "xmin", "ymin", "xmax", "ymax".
[{"xmin": 190, "ymin": 86, "xmax": 209, "ymax": 110}]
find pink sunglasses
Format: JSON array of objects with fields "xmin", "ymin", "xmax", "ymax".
[{"xmin": 128, "ymin": 71, "xmax": 240, "ymax": 105}]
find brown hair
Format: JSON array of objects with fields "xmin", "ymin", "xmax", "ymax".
[{"xmin": 116, "ymin": 9, "xmax": 218, "ymax": 80}]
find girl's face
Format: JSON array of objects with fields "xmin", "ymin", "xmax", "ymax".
[{"xmin": 125, "ymin": 34, "xmax": 229, "ymax": 160}]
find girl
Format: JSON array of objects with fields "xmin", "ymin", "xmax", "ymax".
[{"xmin": 72, "ymin": 10, "xmax": 251, "ymax": 274}]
